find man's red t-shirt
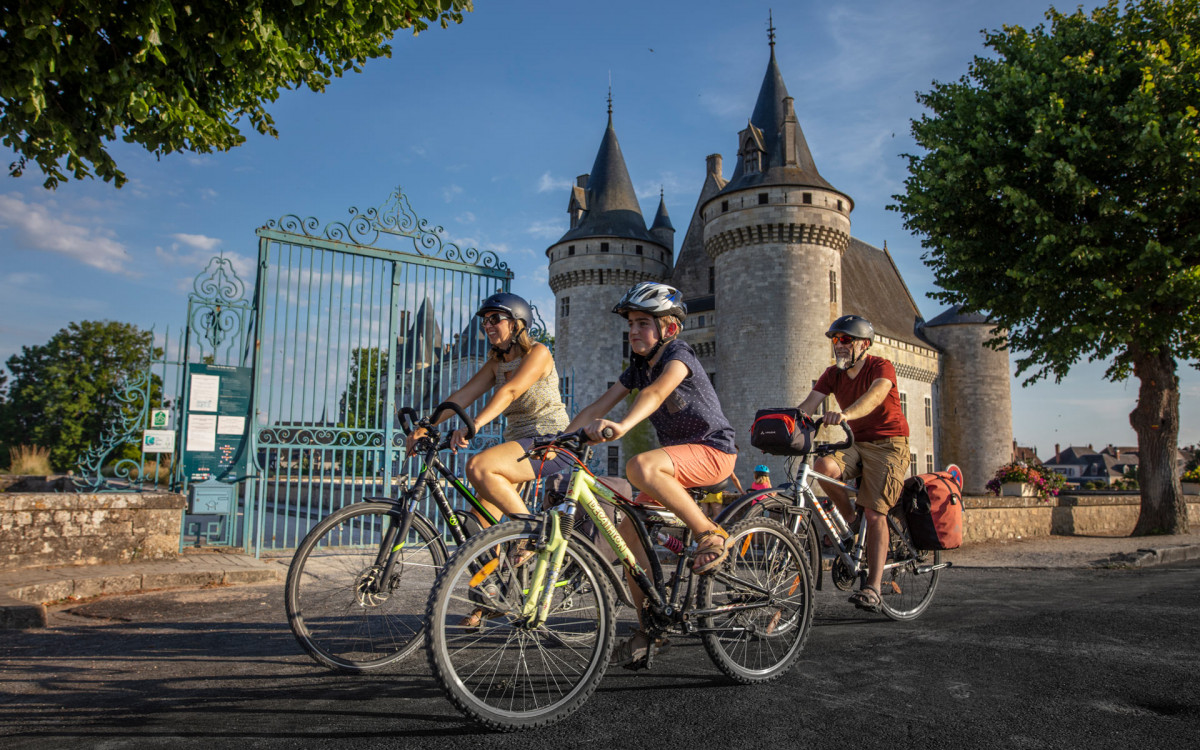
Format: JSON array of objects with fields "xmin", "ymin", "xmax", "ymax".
[{"xmin": 813, "ymin": 354, "xmax": 909, "ymax": 442}]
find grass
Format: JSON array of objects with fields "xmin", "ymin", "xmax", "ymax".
[{"xmin": 8, "ymin": 444, "xmax": 53, "ymax": 475}]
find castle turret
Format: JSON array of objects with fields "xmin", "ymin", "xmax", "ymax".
[
  {"xmin": 547, "ymin": 104, "xmax": 673, "ymax": 465},
  {"xmin": 920, "ymin": 305, "xmax": 1013, "ymax": 494},
  {"xmin": 701, "ymin": 40, "xmax": 854, "ymax": 479},
  {"xmin": 650, "ymin": 190, "xmax": 675, "ymax": 251}
]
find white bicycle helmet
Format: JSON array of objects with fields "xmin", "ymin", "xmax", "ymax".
[{"xmin": 612, "ymin": 281, "xmax": 687, "ymax": 321}]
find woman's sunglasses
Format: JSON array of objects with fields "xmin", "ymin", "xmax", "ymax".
[{"xmin": 480, "ymin": 313, "xmax": 511, "ymax": 327}]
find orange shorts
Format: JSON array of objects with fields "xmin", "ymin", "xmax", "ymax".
[{"xmin": 632, "ymin": 443, "xmax": 737, "ymax": 505}]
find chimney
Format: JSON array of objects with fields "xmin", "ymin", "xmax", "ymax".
[
  {"xmin": 1054, "ymin": 444, "xmax": 1060, "ymax": 463},
  {"xmin": 706, "ymin": 154, "xmax": 723, "ymax": 179},
  {"xmin": 576, "ymin": 174, "xmax": 589, "ymax": 188}
]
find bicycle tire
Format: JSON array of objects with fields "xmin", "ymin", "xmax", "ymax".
[
  {"xmin": 697, "ymin": 517, "xmax": 814, "ymax": 684},
  {"xmin": 285, "ymin": 501, "xmax": 446, "ymax": 672},
  {"xmin": 877, "ymin": 511, "xmax": 941, "ymax": 621},
  {"xmin": 425, "ymin": 519, "xmax": 616, "ymax": 731}
]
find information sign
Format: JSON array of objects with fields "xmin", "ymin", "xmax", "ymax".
[{"xmin": 181, "ymin": 363, "xmax": 253, "ymax": 482}]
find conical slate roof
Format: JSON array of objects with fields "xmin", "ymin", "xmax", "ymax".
[
  {"xmin": 923, "ymin": 304, "xmax": 992, "ymax": 327},
  {"xmin": 651, "ymin": 194, "xmax": 674, "ymax": 231},
  {"xmin": 557, "ymin": 114, "xmax": 656, "ymax": 244},
  {"xmin": 716, "ymin": 49, "xmax": 838, "ymax": 196}
]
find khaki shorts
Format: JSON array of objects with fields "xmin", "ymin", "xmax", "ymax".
[{"xmin": 828, "ymin": 436, "xmax": 909, "ymax": 515}]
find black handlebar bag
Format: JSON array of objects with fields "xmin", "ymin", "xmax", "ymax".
[{"xmin": 750, "ymin": 408, "xmax": 816, "ymax": 456}]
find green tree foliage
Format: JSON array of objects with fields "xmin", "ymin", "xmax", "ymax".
[
  {"xmin": 892, "ymin": 0, "xmax": 1199, "ymax": 534},
  {"xmin": 339, "ymin": 346, "xmax": 389, "ymax": 474},
  {"xmin": 2, "ymin": 321, "xmax": 160, "ymax": 470},
  {"xmin": 2, "ymin": 1, "xmax": 473, "ymax": 189}
]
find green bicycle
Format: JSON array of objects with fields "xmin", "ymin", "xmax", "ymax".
[{"xmin": 424, "ymin": 429, "xmax": 815, "ymax": 731}]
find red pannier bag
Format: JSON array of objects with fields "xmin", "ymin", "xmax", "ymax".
[{"xmin": 899, "ymin": 469, "xmax": 963, "ymax": 550}]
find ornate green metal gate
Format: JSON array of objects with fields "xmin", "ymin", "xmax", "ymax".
[{"xmin": 246, "ymin": 189, "xmax": 512, "ymax": 553}]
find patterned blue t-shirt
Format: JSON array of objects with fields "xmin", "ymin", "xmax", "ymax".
[{"xmin": 618, "ymin": 339, "xmax": 736, "ymax": 454}]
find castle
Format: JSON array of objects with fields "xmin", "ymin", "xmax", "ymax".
[{"xmin": 546, "ymin": 38, "xmax": 1013, "ymax": 495}]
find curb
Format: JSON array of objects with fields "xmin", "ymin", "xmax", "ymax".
[{"xmin": 0, "ymin": 561, "xmax": 284, "ymax": 630}]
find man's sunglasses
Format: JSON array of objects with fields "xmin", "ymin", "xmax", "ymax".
[
  {"xmin": 830, "ymin": 334, "xmax": 858, "ymax": 345},
  {"xmin": 480, "ymin": 313, "xmax": 511, "ymax": 327}
]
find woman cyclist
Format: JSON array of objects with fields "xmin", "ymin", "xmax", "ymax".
[{"xmin": 405, "ymin": 292, "xmax": 571, "ymax": 531}]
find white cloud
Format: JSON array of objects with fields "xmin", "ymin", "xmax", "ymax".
[
  {"xmin": 443, "ymin": 184, "xmax": 464, "ymax": 203},
  {"xmin": 0, "ymin": 193, "xmax": 136, "ymax": 276},
  {"xmin": 526, "ymin": 219, "xmax": 566, "ymax": 239},
  {"xmin": 155, "ymin": 232, "xmax": 255, "ymax": 290},
  {"xmin": 537, "ymin": 172, "xmax": 572, "ymax": 193},
  {"xmin": 171, "ymin": 233, "xmax": 222, "ymax": 252},
  {"xmin": 456, "ymin": 211, "xmax": 476, "ymax": 224}
]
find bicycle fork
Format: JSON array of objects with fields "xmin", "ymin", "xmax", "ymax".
[{"xmin": 520, "ymin": 509, "xmax": 571, "ymax": 628}]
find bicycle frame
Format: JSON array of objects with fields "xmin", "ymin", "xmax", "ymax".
[{"xmin": 521, "ymin": 447, "xmax": 782, "ymax": 633}]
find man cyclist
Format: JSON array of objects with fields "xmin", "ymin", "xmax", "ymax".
[{"xmin": 795, "ymin": 315, "xmax": 910, "ymax": 612}]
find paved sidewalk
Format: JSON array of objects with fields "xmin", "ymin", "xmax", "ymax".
[
  {"xmin": 0, "ymin": 549, "xmax": 287, "ymax": 629},
  {"xmin": 3, "ymin": 532, "xmax": 1199, "ymax": 629}
]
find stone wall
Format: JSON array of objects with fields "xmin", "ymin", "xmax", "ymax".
[
  {"xmin": 0, "ymin": 493, "xmax": 185, "ymax": 571},
  {"xmin": 963, "ymin": 492, "xmax": 1200, "ymax": 542}
]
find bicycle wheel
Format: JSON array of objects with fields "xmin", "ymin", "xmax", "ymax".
[
  {"xmin": 425, "ymin": 519, "xmax": 615, "ymax": 731},
  {"xmin": 877, "ymin": 511, "xmax": 941, "ymax": 621},
  {"xmin": 285, "ymin": 501, "xmax": 446, "ymax": 672},
  {"xmin": 718, "ymin": 489, "xmax": 820, "ymax": 588},
  {"xmin": 697, "ymin": 517, "xmax": 813, "ymax": 684}
]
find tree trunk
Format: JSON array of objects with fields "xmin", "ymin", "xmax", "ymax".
[{"xmin": 1129, "ymin": 345, "xmax": 1188, "ymax": 535}]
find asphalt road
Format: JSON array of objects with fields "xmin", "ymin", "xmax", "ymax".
[{"xmin": 2, "ymin": 563, "xmax": 1198, "ymax": 749}]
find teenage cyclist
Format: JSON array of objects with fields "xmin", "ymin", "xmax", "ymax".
[
  {"xmin": 405, "ymin": 292, "xmax": 571, "ymax": 529},
  {"xmin": 795, "ymin": 314, "xmax": 910, "ymax": 613},
  {"xmin": 565, "ymin": 281, "xmax": 738, "ymax": 667}
]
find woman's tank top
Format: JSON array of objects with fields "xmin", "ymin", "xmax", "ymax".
[{"xmin": 495, "ymin": 353, "xmax": 569, "ymax": 441}]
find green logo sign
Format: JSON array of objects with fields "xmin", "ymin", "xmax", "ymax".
[{"xmin": 151, "ymin": 409, "xmax": 169, "ymax": 428}]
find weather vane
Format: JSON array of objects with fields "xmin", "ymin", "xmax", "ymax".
[{"xmin": 768, "ymin": 10, "xmax": 776, "ymax": 49}]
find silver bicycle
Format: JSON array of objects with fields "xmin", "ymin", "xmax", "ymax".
[{"xmin": 718, "ymin": 417, "xmax": 951, "ymax": 620}]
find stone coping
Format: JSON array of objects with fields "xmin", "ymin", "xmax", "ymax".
[
  {"xmin": 0, "ymin": 492, "xmax": 185, "ymax": 511},
  {"xmin": 964, "ymin": 493, "xmax": 1197, "ymax": 510}
]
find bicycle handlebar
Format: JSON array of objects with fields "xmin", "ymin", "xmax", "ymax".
[
  {"xmin": 429, "ymin": 401, "xmax": 477, "ymax": 442},
  {"xmin": 396, "ymin": 402, "xmax": 477, "ymax": 455},
  {"xmin": 522, "ymin": 426, "xmax": 613, "ymax": 462},
  {"xmin": 813, "ymin": 415, "xmax": 854, "ymax": 453}
]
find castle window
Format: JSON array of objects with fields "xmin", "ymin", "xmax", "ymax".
[
  {"xmin": 562, "ymin": 375, "xmax": 570, "ymax": 396},
  {"xmin": 758, "ymin": 193, "xmax": 769, "ymax": 205},
  {"xmin": 697, "ymin": 315, "xmax": 705, "ymax": 327},
  {"xmin": 924, "ymin": 397, "xmax": 932, "ymax": 427},
  {"xmin": 829, "ymin": 270, "xmax": 837, "ymax": 303},
  {"xmin": 926, "ymin": 454, "xmax": 934, "ymax": 474},
  {"xmin": 568, "ymin": 245, "xmax": 575, "ymax": 256},
  {"xmin": 802, "ymin": 192, "xmax": 812, "ymax": 205},
  {"xmin": 899, "ymin": 392, "xmax": 908, "ymax": 418},
  {"xmin": 560, "ymin": 296, "xmax": 570, "ymax": 318},
  {"xmin": 837, "ymin": 200, "xmax": 844, "ymax": 211},
  {"xmin": 635, "ymin": 245, "xmax": 643, "ymax": 255},
  {"xmin": 708, "ymin": 266, "xmax": 715, "ymax": 294},
  {"xmin": 709, "ymin": 371, "xmax": 717, "ymax": 389},
  {"xmin": 600, "ymin": 242, "xmax": 609, "ymax": 252},
  {"xmin": 910, "ymin": 453, "xmax": 918, "ymax": 477},
  {"xmin": 608, "ymin": 446, "xmax": 620, "ymax": 476},
  {"xmin": 721, "ymin": 200, "xmax": 729, "ymax": 213}
]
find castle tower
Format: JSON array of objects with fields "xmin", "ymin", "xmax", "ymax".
[
  {"xmin": 700, "ymin": 40, "xmax": 853, "ymax": 478},
  {"xmin": 547, "ymin": 103, "xmax": 673, "ymax": 470},
  {"xmin": 920, "ymin": 306, "xmax": 1014, "ymax": 494}
]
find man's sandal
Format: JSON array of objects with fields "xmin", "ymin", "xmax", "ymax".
[
  {"xmin": 849, "ymin": 585, "xmax": 882, "ymax": 612},
  {"xmin": 691, "ymin": 526, "xmax": 730, "ymax": 575}
]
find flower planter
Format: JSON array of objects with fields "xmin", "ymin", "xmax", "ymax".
[
  {"xmin": 1000, "ymin": 481, "xmax": 1037, "ymax": 497},
  {"xmin": 1183, "ymin": 482, "xmax": 1200, "ymax": 495}
]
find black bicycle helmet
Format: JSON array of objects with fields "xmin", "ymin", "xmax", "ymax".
[
  {"xmin": 826, "ymin": 315, "xmax": 874, "ymax": 342},
  {"xmin": 477, "ymin": 292, "xmax": 532, "ymax": 330},
  {"xmin": 612, "ymin": 281, "xmax": 687, "ymax": 321}
]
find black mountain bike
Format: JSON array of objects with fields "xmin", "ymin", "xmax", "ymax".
[{"xmin": 285, "ymin": 401, "xmax": 500, "ymax": 672}]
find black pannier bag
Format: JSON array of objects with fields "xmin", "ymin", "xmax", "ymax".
[{"xmin": 750, "ymin": 408, "xmax": 816, "ymax": 456}]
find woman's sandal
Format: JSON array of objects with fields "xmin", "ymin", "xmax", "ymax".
[
  {"xmin": 507, "ymin": 540, "xmax": 536, "ymax": 569},
  {"xmin": 849, "ymin": 585, "xmax": 882, "ymax": 612},
  {"xmin": 691, "ymin": 526, "xmax": 730, "ymax": 575}
]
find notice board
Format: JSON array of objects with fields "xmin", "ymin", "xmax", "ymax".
[{"xmin": 182, "ymin": 363, "xmax": 253, "ymax": 482}]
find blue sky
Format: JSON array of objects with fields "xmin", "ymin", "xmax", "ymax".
[{"xmin": 1, "ymin": 0, "xmax": 1196, "ymax": 457}]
